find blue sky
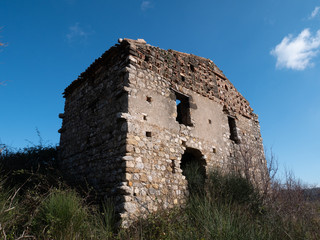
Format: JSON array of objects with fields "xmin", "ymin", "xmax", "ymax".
[{"xmin": 1, "ymin": 0, "xmax": 319, "ymax": 186}]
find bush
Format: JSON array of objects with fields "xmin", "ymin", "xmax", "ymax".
[
  {"xmin": 122, "ymin": 170, "xmax": 320, "ymax": 240},
  {"xmin": 121, "ymin": 171, "xmax": 266, "ymax": 240},
  {"xmin": 0, "ymin": 144, "xmax": 114, "ymax": 239},
  {"xmin": 184, "ymin": 171, "xmax": 265, "ymax": 239},
  {"xmin": 187, "ymin": 196, "xmax": 266, "ymax": 240},
  {"xmin": 0, "ymin": 144, "xmax": 58, "ymax": 172},
  {"xmin": 32, "ymin": 189, "xmax": 92, "ymax": 239},
  {"xmin": 206, "ymin": 171, "xmax": 262, "ymax": 214},
  {"xmin": 0, "ymin": 144, "xmax": 61, "ymax": 239}
]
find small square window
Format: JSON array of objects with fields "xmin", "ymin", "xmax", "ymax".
[
  {"xmin": 146, "ymin": 131, "xmax": 152, "ymax": 138},
  {"xmin": 146, "ymin": 96, "xmax": 152, "ymax": 103},
  {"xmin": 171, "ymin": 160, "xmax": 176, "ymax": 173}
]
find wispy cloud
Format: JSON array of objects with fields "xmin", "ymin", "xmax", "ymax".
[
  {"xmin": 141, "ymin": 1, "xmax": 153, "ymax": 11},
  {"xmin": 309, "ymin": 6, "xmax": 320, "ymax": 19},
  {"xmin": 270, "ymin": 28, "xmax": 320, "ymax": 70},
  {"xmin": 66, "ymin": 23, "xmax": 93, "ymax": 43},
  {"xmin": 0, "ymin": 81, "xmax": 7, "ymax": 86}
]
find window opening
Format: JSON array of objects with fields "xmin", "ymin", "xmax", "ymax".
[
  {"xmin": 228, "ymin": 116, "xmax": 239, "ymax": 143},
  {"xmin": 171, "ymin": 160, "xmax": 176, "ymax": 173},
  {"xmin": 146, "ymin": 96, "xmax": 152, "ymax": 103},
  {"xmin": 146, "ymin": 131, "xmax": 152, "ymax": 138},
  {"xmin": 174, "ymin": 91, "xmax": 192, "ymax": 126}
]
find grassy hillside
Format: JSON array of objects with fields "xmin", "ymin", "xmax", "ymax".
[{"xmin": 0, "ymin": 144, "xmax": 319, "ymax": 239}]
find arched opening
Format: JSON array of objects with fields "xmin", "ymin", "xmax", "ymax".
[{"xmin": 180, "ymin": 148, "xmax": 206, "ymax": 194}]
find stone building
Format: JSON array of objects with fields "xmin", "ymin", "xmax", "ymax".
[{"xmin": 59, "ymin": 38, "xmax": 267, "ymax": 226}]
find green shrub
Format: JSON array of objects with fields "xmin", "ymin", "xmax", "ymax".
[
  {"xmin": 183, "ymin": 171, "xmax": 266, "ymax": 239},
  {"xmin": 0, "ymin": 145, "xmax": 60, "ymax": 195},
  {"xmin": 32, "ymin": 189, "xmax": 92, "ymax": 239},
  {"xmin": 187, "ymin": 196, "xmax": 265, "ymax": 240},
  {"xmin": 206, "ymin": 171, "xmax": 262, "ymax": 213},
  {"xmin": 0, "ymin": 145, "xmax": 57, "ymax": 172}
]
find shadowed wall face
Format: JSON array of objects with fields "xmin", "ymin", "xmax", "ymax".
[{"xmin": 59, "ymin": 43, "xmax": 130, "ymax": 199}]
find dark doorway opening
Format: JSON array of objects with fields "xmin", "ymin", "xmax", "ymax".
[
  {"xmin": 180, "ymin": 148, "xmax": 206, "ymax": 194},
  {"xmin": 174, "ymin": 91, "xmax": 192, "ymax": 126}
]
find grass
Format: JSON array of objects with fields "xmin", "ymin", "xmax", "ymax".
[
  {"xmin": 32, "ymin": 189, "xmax": 91, "ymax": 239},
  {"xmin": 121, "ymin": 170, "xmax": 320, "ymax": 240},
  {"xmin": 0, "ymin": 177, "xmax": 24, "ymax": 239},
  {"xmin": 0, "ymin": 144, "xmax": 319, "ymax": 239}
]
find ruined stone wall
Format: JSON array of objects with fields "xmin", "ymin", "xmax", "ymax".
[
  {"xmin": 59, "ymin": 43, "xmax": 130, "ymax": 197},
  {"xmin": 59, "ymin": 39, "xmax": 267, "ymax": 227},
  {"xmin": 118, "ymin": 39, "xmax": 266, "ymax": 224},
  {"xmin": 126, "ymin": 39, "xmax": 255, "ymax": 119}
]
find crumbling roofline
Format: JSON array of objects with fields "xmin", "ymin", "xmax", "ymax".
[{"xmin": 63, "ymin": 41, "xmax": 131, "ymax": 98}]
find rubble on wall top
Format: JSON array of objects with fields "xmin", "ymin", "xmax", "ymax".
[
  {"xmin": 121, "ymin": 38, "xmax": 226, "ymax": 77},
  {"xmin": 122, "ymin": 38, "xmax": 147, "ymax": 44},
  {"xmin": 63, "ymin": 38, "xmax": 256, "ymax": 120}
]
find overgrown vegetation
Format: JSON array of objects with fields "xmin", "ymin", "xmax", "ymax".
[
  {"xmin": 0, "ymin": 143, "xmax": 319, "ymax": 239},
  {"xmin": 121, "ymin": 170, "xmax": 320, "ymax": 240},
  {"xmin": 0, "ymin": 143, "xmax": 115, "ymax": 239}
]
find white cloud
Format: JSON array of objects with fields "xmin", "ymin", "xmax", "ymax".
[
  {"xmin": 270, "ymin": 29, "xmax": 320, "ymax": 70},
  {"xmin": 309, "ymin": 6, "xmax": 320, "ymax": 19},
  {"xmin": 141, "ymin": 1, "xmax": 153, "ymax": 11},
  {"xmin": 66, "ymin": 23, "xmax": 93, "ymax": 43}
]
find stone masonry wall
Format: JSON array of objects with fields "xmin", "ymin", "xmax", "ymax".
[
  {"xmin": 126, "ymin": 39, "xmax": 255, "ymax": 119},
  {"xmin": 117, "ymin": 39, "xmax": 266, "ymax": 225},
  {"xmin": 59, "ymin": 42, "xmax": 130, "ymax": 198},
  {"xmin": 59, "ymin": 38, "xmax": 267, "ymax": 227}
]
